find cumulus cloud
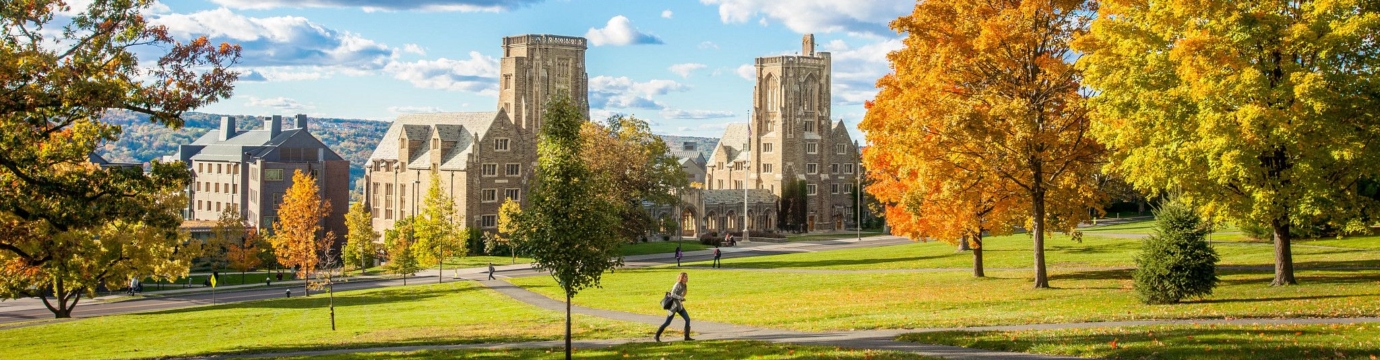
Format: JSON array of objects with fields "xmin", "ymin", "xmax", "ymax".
[
  {"xmin": 662, "ymin": 10, "xmax": 673, "ymax": 18},
  {"xmin": 661, "ymin": 109, "xmax": 736, "ymax": 119},
  {"xmin": 821, "ymin": 38, "xmax": 901, "ymax": 105},
  {"xmin": 154, "ymin": 8, "xmax": 395, "ymax": 70},
  {"xmin": 239, "ymin": 70, "xmax": 268, "ymax": 81},
  {"xmin": 698, "ymin": 41, "xmax": 719, "ymax": 50},
  {"xmin": 209, "ymin": 0, "xmax": 545, "ymax": 12},
  {"xmin": 700, "ymin": 0, "xmax": 911, "ymax": 36},
  {"xmin": 668, "ymin": 63, "xmax": 707, "ymax": 78},
  {"xmin": 736, "ymin": 64, "xmax": 756, "ymax": 81},
  {"xmin": 588, "ymin": 76, "xmax": 687, "ymax": 110},
  {"xmin": 246, "ymin": 96, "xmax": 314, "ymax": 111},
  {"xmin": 384, "ymin": 51, "xmax": 501, "ymax": 95},
  {"xmin": 402, "ymin": 43, "xmax": 427, "ymax": 55},
  {"xmin": 586, "ymin": 16, "xmax": 663, "ymax": 46},
  {"xmin": 388, "ymin": 106, "xmax": 446, "ymax": 114}
]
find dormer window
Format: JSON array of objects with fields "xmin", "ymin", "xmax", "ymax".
[{"xmin": 495, "ymin": 138, "xmax": 510, "ymax": 151}]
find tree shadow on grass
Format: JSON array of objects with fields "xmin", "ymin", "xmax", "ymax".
[
  {"xmin": 1216, "ymin": 269, "xmax": 1380, "ymax": 286},
  {"xmin": 1050, "ymin": 268, "xmax": 1134, "ymax": 281},
  {"xmin": 1191, "ymin": 293, "xmax": 1361, "ymax": 304},
  {"xmin": 900, "ymin": 326, "xmax": 1377, "ymax": 360},
  {"xmin": 250, "ymin": 340, "xmax": 903, "ymax": 360}
]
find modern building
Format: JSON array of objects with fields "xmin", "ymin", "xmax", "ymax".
[
  {"xmin": 364, "ymin": 34, "xmax": 588, "ymax": 232},
  {"xmin": 176, "ymin": 114, "xmax": 351, "ymax": 238}
]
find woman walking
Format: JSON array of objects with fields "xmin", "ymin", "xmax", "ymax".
[{"xmin": 655, "ymin": 272, "xmax": 693, "ymax": 342}]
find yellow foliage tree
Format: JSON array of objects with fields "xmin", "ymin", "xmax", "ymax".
[{"xmin": 270, "ymin": 170, "xmax": 334, "ymax": 282}]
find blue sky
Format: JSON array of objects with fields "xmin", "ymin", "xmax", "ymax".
[{"xmin": 148, "ymin": 0, "xmax": 909, "ymax": 139}]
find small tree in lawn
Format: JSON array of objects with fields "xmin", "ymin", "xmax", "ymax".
[
  {"xmin": 343, "ymin": 201, "xmax": 379, "ymax": 275},
  {"xmin": 414, "ymin": 172, "xmax": 465, "ymax": 283},
  {"xmin": 1134, "ymin": 200, "xmax": 1219, "ymax": 304},
  {"xmin": 511, "ymin": 95, "xmax": 621, "ymax": 360},
  {"xmin": 494, "ymin": 198, "xmax": 524, "ymax": 264},
  {"xmin": 269, "ymin": 170, "xmax": 335, "ymax": 295},
  {"xmin": 383, "ymin": 216, "xmax": 421, "ymax": 285},
  {"xmin": 226, "ymin": 228, "xmax": 264, "ymax": 284}
]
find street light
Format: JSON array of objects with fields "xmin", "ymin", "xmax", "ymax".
[{"xmin": 855, "ymin": 140, "xmax": 862, "ymax": 242}]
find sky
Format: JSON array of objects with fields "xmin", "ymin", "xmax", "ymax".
[{"xmin": 146, "ymin": 0, "xmax": 910, "ymax": 140}]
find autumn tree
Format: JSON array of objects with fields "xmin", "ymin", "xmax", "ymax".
[
  {"xmin": 511, "ymin": 95, "xmax": 621, "ymax": 360},
  {"xmin": 579, "ymin": 115, "xmax": 688, "ymax": 243},
  {"xmin": 383, "ymin": 216, "xmax": 420, "ymax": 285},
  {"xmin": 413, "ymin": 172, "xmax": 465, "ymax": 283},
  {"xmin": 343, "ymin": 200, "xmax": 379, "ymax": 274},
  {"xmin": 205, "ymin": 207, "xmax": 249, "ymax": 272},
  {"xmin": 269, "ymin": 170, "xmax": 335, "ymax": 286},
  {"xmin": 226, "ymin": 228, "xmax": 264, "ymax": 284},
  {"xmin": 0, "ymin": 0, "xmax": 239, "ymax": 317},
  {"xmin": 1076, "ymin": 0, "xmax": 1380, "ymax": 286},
  {"xmin": 864, "ymin": 0, "xmax": 1104, "ymax": 288},
  {"xmin": 492, "ymin": 198, "xmax": 524, "ymax": 264}
]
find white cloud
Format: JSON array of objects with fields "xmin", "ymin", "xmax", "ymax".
[
  {"xmin": 736, "ymin": 64, "xmax": 756, "ymax": 81},
  {"xmin": 661, "ymin": 109, "xmax": 736, "ymax": 119},
  {"xmin": 246, "ymin": 96, "xmax": 314, "ymax": 111},
  {"xmin": 591, "ymin": 109, "xmax": 616, "ymax": 121},
  {"xmin": 402, "ymin": 43, "xmax": 427, "ymax": 55},
  {"xmin": 209, "ymin": 0, "xmax": 544, "ymax": 12},
  {"xmin": 662, "ymin": 10, "xmax": 673, "ymax": 18},
  {"xmin": 240, "ymin": 70, "xmax": 267, "ymax": 81},
  {"xmin": 668, "ymin": 63, "xmax": 707, "ymax": 78},
  {"xmin": 700, "ymin": 0, "xmax": 911, "ymax": 36},
  {"xmin": 388, "ymin": 106, "xmax": 446, "ymax": 114},
  {"xmin": 586, "ymin": 15, "xmax": 663, "ymax": 46},
  {"xmin": 153, "ymin": 8, "xmax": 396, "ymax": 70},
  {"xmin": 384, "ymin": 51, "xmax": 501, "ymax": 96},
  {"xmin": 822, "ymin": 38, "xmax": 902, "ymax": 105},
  {"xmin": 589, "ymin": 76, "xmax": 687, "ymax": 110},
  {"xmin": 698, "ymin": 41, "xmax": 719, "ymax": 50}
]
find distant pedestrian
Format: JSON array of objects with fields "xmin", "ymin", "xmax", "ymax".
[
  {"xmin": 129, "ymin": 277, "xmax": 138, "ymax": 296},
  {"xmin": 655, "ymin": 272, "xmax": 693, "ymax": 342},
  {"xmin": 488, "ymin": 262, "xmax": 496, "ymax": 280},
  {"xmin": 724, "ymin": 232, "xmax": 733, "ymax": 247},
  {"xmin": 712, "ymin": 246, "xmax": 722, "ymax": 268},
  {"xmin": 674, "ymin": 244, "xmax": 683, "ymax": 267}
]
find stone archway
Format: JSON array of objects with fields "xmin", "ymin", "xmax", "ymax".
[{"xmin": 680, "ymin": 208, "xmax": 698, "ymax": 237}]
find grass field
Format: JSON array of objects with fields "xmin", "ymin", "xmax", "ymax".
[
  {"xmin": 510, "ymin": 267, "xmax": 1380, "ymax": 332},
  {"xmin": 0, "ymin": 282, "xmax": 645, "ymax": 360},
  {"xmin": 899, "ymin": 323, "xmax": 1380, "ymax": 360},
  {"xmin": 619, "ymin": 241, "xmax": 708, "ymax": 256},
  {"xmin": 785, "ymin": 231, "xmax": 885, "ymax": 242},
  {"xmin": 275, "ymin": 340, "xmax": 936, "ymax": 359}
]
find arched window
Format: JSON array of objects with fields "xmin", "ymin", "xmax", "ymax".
[
  {"xmin": 765, "ymin": 74, "xmax": 779, "ymax": 112},
  {"xmin": 726, "ymin": 210, "xmax": 737, "ymax": 231}
]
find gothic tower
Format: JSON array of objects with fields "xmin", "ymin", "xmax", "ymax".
[{"xmin": 499, "ymin": 34, "xmax": 590, "ymax": 135}]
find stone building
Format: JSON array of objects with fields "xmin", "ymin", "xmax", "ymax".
[
  {"xmin": 703, "ymin": 34, "xmax": 861, "ymax": 232},
  {"xmin": 364, "ymin": 34, "xmax": 588, "ymax": 232},
  {"xmin": 177, "ymin": 114, "xmax": 351, "ymax": 238}
]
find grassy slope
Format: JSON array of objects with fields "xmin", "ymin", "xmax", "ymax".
[
  {"xmin": 619, "ymin": 241, "xmax": 708, "ymax": 256},
  {"xmin": 900, "ymin": 323, "xmax": 1380, "ymax": 360},
  {"xmin": 0, "ymin": 282, "xmax": 645, "ymax": 360},
  {"xmin": 278, "ymin": 340, "xmax": 936, "ymax": 359}
]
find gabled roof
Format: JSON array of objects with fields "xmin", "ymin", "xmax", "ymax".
[
  {"xmin": 188, "ymin": 127, "xmax": 344, "ymax": 162},
  {"xmin": 709, "ymin": 123, "xmax": 752, "ymax": 163},
  {"xmin": 370, "ymin": 111, "xmax": 500, "ymax": 163}
]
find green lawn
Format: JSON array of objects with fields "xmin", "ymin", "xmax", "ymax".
[
  {"xmin": 510, "ymin": 268, "xmax": 1380, "ymax": 332},
  {"xmin": 785, "ymin": 231, "xmax": 884, "ymax": 242},
  {"xmin": 619, "ymin": 241, "xmax": 708, "ymax": 256},
  {"xmin": 141, "ymin": 272, "xmax": 289, "ymax": 290},
  {"xmin": 899, "ymin": 323, "xmax": 1380, "ymax": 360},
  {"xmin": 275, "ymin": 340, "xmax": 936, "ymax": 359},
  {"xmin": 0, "ymin": 282, "xmax": 646, "ymax": 360},
  {"xmin": 442, "ymin": 255, "xmax": 533, "ymax": 268}
]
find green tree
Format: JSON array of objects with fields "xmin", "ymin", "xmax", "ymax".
[
  {"xmin": 491, "ymin": 198, "xmax": 524, "ymax": 264},
  {"xmin": 413, "ymin": 172, "xmax": 465, "ymax": 283},
  {"xmin": 1134, "ymin": 200, "xmax": 1220, "ymax": 304},
  {"xmin": 580, "ymin": 115, "xmax": 689, "ymax": 243},
  {"xmin": 1075, "ymin": 0, "xmax": 1380, "ymax": 285},
  {"xmin": 511, "ymin": 95, "xmax": 621, "ymax": 360},
  {"xmin": 0, "ymin": 0, "xmax": 239, "ymax": 318},
  {"xmin": 383, "ymin": 216, "xmax": 420, "ymax": 285},
  {"xmin": 343, "ymin": 200, "xmax": 379, "ymax": 274}
]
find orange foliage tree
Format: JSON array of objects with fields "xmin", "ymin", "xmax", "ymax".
[
  {"xmin": 863, "ymin": 0, "xmax": 1104, "ymax": 287},
  {"xmin": 269, "ymin": 170, "xmax": 335, "ymax": 284},
  {"xmin": 226, "ymin": 228, "xmax": 264, "ymax": 285}
]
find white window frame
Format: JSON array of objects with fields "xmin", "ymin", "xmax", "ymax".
[
  {"xmin": 506, "ymin": 163, "xmax": 521, "ymax": 177},
  {"xmin": 807, "ymin": 163, "xmax": 818, "ymax": 174},
  {"xmin": 831, "ymin": 183, "xmax": 839, "ymax": 194},
  {"xmin": 480, "ymin": 215, "xmax": 497, "ymax": 228},
  {"xmin": 763, "ymin": 163, "xmax": 774, "ymax": 173},
  {"xmin": 482, "ymin": 189, "xmax": 498, "ymax": 203},
  {"xmin": 264, "ymin": 168, "xmax": 283, "ymax": 181},
  {"xmin": 836, "ymin": 144, "xmax": 846, "ymax": 154},
  {"xmin": 482, "ymin": 163, "xmax": 498, "ymax": 177},
  {"xmin": 494, "ymin": 138, "xmax": 511, "ymax": 151},
  {"xmin": 763, "ymin": 143, "xmax": 773, "ymax": 153},
  {"xmin": 845, "ymin": 164, "xmax": 855, "ymax": 174},
  {"xmin": 505, "ymin": 188, "xmax": 520, "ymax": 201},
  {"xmin": 806, "ymin": 143, "xmax": 817, "ymax": 154},
  {"xmin": 830, "ymin": 163, "xmax": 839, "ymax": 174},
  {"xmin": 807, "ymin": 184, "xmax": 817, "ymax": 196}
]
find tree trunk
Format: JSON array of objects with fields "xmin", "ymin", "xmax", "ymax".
[
  {"xmin": 564, "ymin": 291, "xmax": 573, "ymax": 360},
  {"xmin": 1032, "ymin": 189, "xmax": 1050, "ymax": 288},
  {"xmin": 973, "ymin": 232, "xmax": 985, "ymax": 278},
  {"xmin": 1270, "ymin": 218, "xmax": 1297, "ymax": 286},
  {"xmin": 957, "ymin": 235, "xmax": 971, "ymax": 252},
  {"xmin": 40, "ymin": 279, "xmax": 81, "ymax": 318}
]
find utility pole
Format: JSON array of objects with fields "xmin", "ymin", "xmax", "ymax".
[{"xmin": 744, "ymin": 114, "xmax": 751, "ymax": 243}]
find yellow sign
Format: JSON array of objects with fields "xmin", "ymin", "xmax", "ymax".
[{"xmin": 210, "ymin": 275, "xmax": 217, "ymax": 288}]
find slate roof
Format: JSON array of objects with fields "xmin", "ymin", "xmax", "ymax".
[
  {"xmin": 369, "ymin": 111, "xmax": 501, "ymax": 166},
  {"xmin": 187, "ymin": 127, "xmax": 344, "ymax": 162},
  {"xmin": 703, "ymin": 189, "xmax": 777, "ymax": 205},
  {"xmin": 709, "ymin": 123, "xmax": 752, "ymax": 163}
]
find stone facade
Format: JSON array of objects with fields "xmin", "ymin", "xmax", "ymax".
[
  {"xmin": 703, "ymin": 34, "xmax": 861, "ymax": 232},
  {"xmin": 365, "ymin": 34, "xmax": 588, "ymax": 233},
  {"xmin": 178, "ymin": 115, "xmax": 351, "ymax": 239}
]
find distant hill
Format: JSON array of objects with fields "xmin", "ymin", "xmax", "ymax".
[{"xmin": 97, "ymin": 111, "xmax": 390, "ymax": 189}]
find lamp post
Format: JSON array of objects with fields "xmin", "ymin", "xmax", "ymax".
[
  {"xmin": 855, "ymin": 140, "xmax": 863, "ymax": 242},
  {"xmin": 412, "ymin": 175, "xmax": 419, "ymax": 284}
]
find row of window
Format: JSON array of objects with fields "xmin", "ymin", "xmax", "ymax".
[
  {"xmin": 743, "ymin": 142, "xmax": 848, "ymax": 155},
  {"xmin": 804, "ymin": 183, "xmax": 856, "ymax": 196},
  {"xmin": 804, "ymin": 163, "xmax": 855, "ymax": 175},
  {"xmin": 481, "ymin": 188, "xmax": 522, "ymax": 203},
  {"xmin": 481, "ymin": 163, "xmax": 522, "ymax": 177},
  {"xmin": 196, "ymin": 162, "xmax": 239, "ymax": 175},
  {"xmin": 197, "ymin": 181, "xmax": 238, "ymax": 194}
]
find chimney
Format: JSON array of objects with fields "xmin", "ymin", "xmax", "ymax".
[
  {"xmin": 803, "ymin": 34, "xmax": 815, "ymax": 56},
  {"xmin": 219, "ymin": 116, "xmax": 236, "ymax": 141},
  {"xmin": 266, "ymin": 115, "xmax": 282, "ymax": 138},
  {"xmin": 295, "ymin": 114, "xmax": 309, "ymax": 131}
]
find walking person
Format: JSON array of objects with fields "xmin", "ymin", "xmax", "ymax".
[
  {"xmin": 674, "ymin": 244, "xmax": 683, "ymax": 267},
  {"xmin": 655, "ymin": 272, "xmax": 693, "ymax": 342},
  {"xmin": 487, "ymin": 262, "xmax": 496, "ymax": 280},
  {"xmin": 712, "ymin": 246, "xmax": 722, "ymax": 268}
]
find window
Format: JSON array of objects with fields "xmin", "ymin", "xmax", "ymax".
[
  {"xmin": 385, "ymin": 183, "xmax": 394, "ymax": 220},
  {"xmin": 845, "ymin": 183, "xmax": 854, "ymax": 194},
  {"xmin": 765, "ymin": 121, "xmax": 775, "ymax": 133},
  {"xmin": 482, "ymin": 164, "xmax": 498, "ymax": 177},
  {"xmin": 831, "ymin": 164, "xmax": 839, "ymax": 174},
  {"xmin": 805, "ymin": 120, "xmax": 815, "ymax": 133},
  {"xmin": 807, "ymin": 184, "xmax": 817, "ymax": 196},
  {"xmin": 197, "ymin": 200, "xmax": 202, "ymax": 210},
  {"xmin": 482, "ymin": 189, "xmax": 497, "ymax": 202},
  {"xmin": 506, "ymin": 163, "xmax": 521, "ymax": 177},
  {"xmin": 836, "ymin": 144, "xmax": 846, "ymax": 154},
  {"xmin": 480, "ymin": 215, "xmax": 497, "ymax": 228},
  {"xmin": 216, "ymin": 202, "xmax": 221, "ymax": 212},
  {"xmin": 494, "ymin": 138, "xmax": 510, "ymax": 151},
  {"xmin": 763, "ymin": 143, "xmax": 773, "ymax": 153},
  {"xmin": 505, "ymin": 188, "xmax": 520, "ymax": 201},
  {"xmin": 763, "ymin": 163, "xmax": 774, "ymax": 173},
  {"xmin": 215, "ymin": 183, "xmax": 220, "ymax": 193},
  {"xmin": 197, "ymin": 163, "xmax": 203, "ymax": 173},
  {"xmin": 806, "ymin": 143, "xmax": 818, "ymax": 154},
  {"xmin": 717, "ymin": 180, "xmax": 724, "ymax": 189},
  {"xmin": 845, "ymin": 164, "xmax": 855, "ymax": 174},
  {"xmin": 683, "ymin": 142, "xmax": 696, "ymax": 151},
  {"xmin": 265, "ymin": 169, "xmax": 284, "ymax": 181},
  {"xmin": 196, "ymin": 182, "xmax": 202, "ymax": 192},
  {"xmin": 831, "ymin": 183, "xmax": 839, "ymax": 194},
  {"xmin": 734, "ymin": 180, "xmax": 743, "ymax": 189},
  {"xmin": 216, "ymin": 163, "xmax": 222, "ymax": 174},
  {"xmin": 261, "ymin": 216, "xmax": 276, "ymax": 228},
  {"xmin": 807, "ymin": 163, "xmax": 818, "ymax": 174},
  {"xmin": 503, "ymin": 75, "xmax": 512, "ymax": 89}
]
